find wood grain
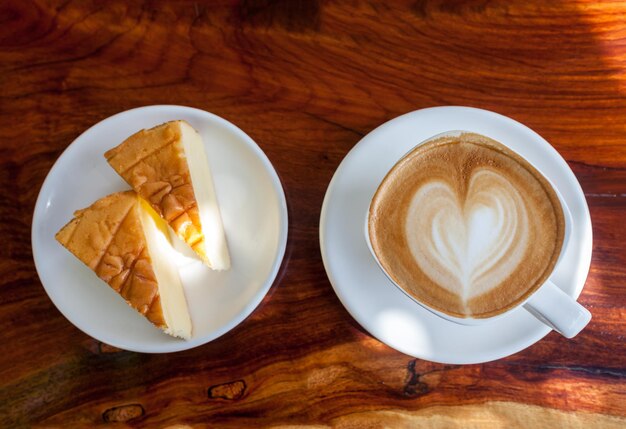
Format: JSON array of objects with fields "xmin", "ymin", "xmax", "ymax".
[{"xmin": 0, "ymin": 0, "xmax": 625, "ymax": 427}]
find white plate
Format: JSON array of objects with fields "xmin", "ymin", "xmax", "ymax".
[
  {"xmin": 32, "ymin": 105, "xmax": 288, "ymax": 353},
  {"xmin": 320, "ymin": 106, "xmax": 592, "ymax": 364}
]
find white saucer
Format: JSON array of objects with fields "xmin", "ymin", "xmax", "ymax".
[
  {"xmin": 32, "ymin": 105, "xmax": 288, "ymax": 353},
  {"xmin": 319, "ymin": 106, "xmax": 592, "ymax": 364}
]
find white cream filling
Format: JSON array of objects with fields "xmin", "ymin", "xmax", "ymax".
[
  {"xmin": 180, "ymin": 122, "xmax": 231, "ymax": 270},
  {"xmin": 139, "ymin": 199, "xmax": 192, "ymax": 339}
]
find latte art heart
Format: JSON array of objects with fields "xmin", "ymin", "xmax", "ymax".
[
  {"xmin": 368, "ymin": 132, "xmax": 565, "ymax": 318},
  {"xmin": 405, "ymin": 169, "xmax": 529, "ymax": 307}
]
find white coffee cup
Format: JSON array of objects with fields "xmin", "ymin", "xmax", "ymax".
[{"xmin": 364, "ymin": 131, "xmax": 591, "ymax": 338}]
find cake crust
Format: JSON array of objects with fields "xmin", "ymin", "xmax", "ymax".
[{"xmin": 55, "ymin": 191, "xmax": 167, "ymax": 328}]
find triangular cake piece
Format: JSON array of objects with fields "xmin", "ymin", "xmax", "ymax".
[
  {"xmin": 55, "ymin": 191, "xmax": 192, "ymax": 339},
  {"xmin": 104, "ymin": 121, "xmax": 230, "ymax": 270}
]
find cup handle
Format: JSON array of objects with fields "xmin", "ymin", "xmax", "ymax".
[{"xmin": 523, "ymin": 280, "xmax": 591, "ymax": 338}]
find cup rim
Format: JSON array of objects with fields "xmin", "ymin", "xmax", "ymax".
[{"xmin": 364, "ymin": 129, "xmax": 572, "ymax": 325}]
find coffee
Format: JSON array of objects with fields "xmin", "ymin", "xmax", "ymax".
[{"xmin": 368, "ymin": 132, "xmax": 565, "ymax": 318}]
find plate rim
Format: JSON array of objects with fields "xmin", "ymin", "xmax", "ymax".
[
  {"xmin": 31, "ymin": 105, "xmax": 289, "ymax": 353},
  {"xmin": 319, "ymin": 105, "xmax": 592, "ymax": 364}
]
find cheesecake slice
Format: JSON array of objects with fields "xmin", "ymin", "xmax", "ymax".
[
  {"xmin": 55, "ymin": 191, "xmax": 192, "ymax": 339},
  {"xmin": 104, "ymin": 121, "xmax": 230, "ymax": 270}
]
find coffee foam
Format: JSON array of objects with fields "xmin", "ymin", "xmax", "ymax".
[{"xmin": 368, "ymin": 133, "xmax": 565, "ymax": 318}]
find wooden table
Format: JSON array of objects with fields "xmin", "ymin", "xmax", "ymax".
[{"xmin": 1, "ymin": 1, "xmax": 625, "ymax": 427}]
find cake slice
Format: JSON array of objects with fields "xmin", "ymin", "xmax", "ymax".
[
  {"xmin": 104, "ymin": 121, "xmax": 230, "ymax": 270},
  {"xmin": 55, "ymin": 191, "xmax": 192, "ymax": 339}
]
